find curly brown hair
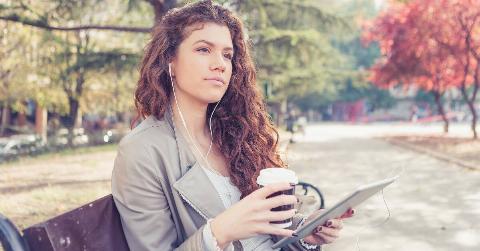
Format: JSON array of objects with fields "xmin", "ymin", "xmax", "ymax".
[{"xmin": 134, "ymin": 0, "xmax": 285, "ymax": 198}]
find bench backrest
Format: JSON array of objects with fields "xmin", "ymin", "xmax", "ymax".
[{"xmin": 22, "ymin": 194, "xmax": 129, "ymax": 251}]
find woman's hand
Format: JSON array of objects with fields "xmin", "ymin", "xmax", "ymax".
[
  {"xmin": 210, "ymin": 182, "xmax": 298, "ymax": 249},
  {"xmin": 301, "ymin": 208, "xmax": 355, "ymax": 245}
]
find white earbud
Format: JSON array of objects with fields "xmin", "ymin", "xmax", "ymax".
[{"xmin": 168, "ymin": 63, "xmax": 172, "ymax": 78}]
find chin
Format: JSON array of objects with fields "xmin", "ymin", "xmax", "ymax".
[
  {"xmin": 204, "ymin": 96, "xmax": 224, "ymax": 104},
  {"xmin": 202, "ymin": 92, "xmax": 227, "ymax": 104}
]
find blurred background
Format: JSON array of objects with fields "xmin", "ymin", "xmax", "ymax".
[{"xmin": 0, "ymin": 0, "xmax": 479, "ymax": 251}]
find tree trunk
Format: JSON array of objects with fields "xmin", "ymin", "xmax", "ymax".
[
  {"xmin": 0, "ymin": 104, "xmax": 10, "ymax": 136},
  {"xmin": 35, "ymin": 105, "xmax": 48, "ymax": 143},
  {"xmin": 460, "ymin": 86, "xmax": 478, "ymax": 139},
  {"xmin": 17, "ymin": 111, "xmax": 27, "ymax": 127},
  {"xmin": 433, "ymin": 91, "xmax": 449, "ymax": 133},
  {"xmin": 471, "ymin": 104, "xmax": 478, "ymax": 139},
  {"xmin": 61, "ymin": 32, "xmax": 88, "ymax": 148},
  {"xmin": 470, "ymin": 63, "xmax": 479, "ymax": 139},
  {"xmin": 465, "ymin": 96, "xmax": 477, "ymax": 139},
  {"xmin": 66, "ymin": 97, "xmax": 80, "ymax": 148},
  {"xmin": 148, "ymin": 0, "xmax": 177, "ymax": 23}
]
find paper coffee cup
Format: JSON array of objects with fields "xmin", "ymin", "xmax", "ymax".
[{"xmin": 256, "ymin": 168, "xmax": 298, "ymax": 228}]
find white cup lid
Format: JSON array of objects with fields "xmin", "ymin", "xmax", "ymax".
[{"xmin": 256, "ymin": 168, "xmax": 298, "ymax": 186}]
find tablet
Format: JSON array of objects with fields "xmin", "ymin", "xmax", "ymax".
[{"xmin": 271, "ymin": 176, "xmax": 398, "ymax": 249}]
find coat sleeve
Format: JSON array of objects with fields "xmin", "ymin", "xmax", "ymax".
[{"xmin": 111, "ymin": 140, "xmax": 207, "ymax": 251}]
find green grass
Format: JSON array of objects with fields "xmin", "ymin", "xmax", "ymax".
[
  {"xmin": 49, "ymin": 143, "xmax": 117, "ymax": 156},
  {"xmin": 0, "ymin": 143, "xmax": 118, "ymax": 168},
  {"xmin": 0, "ymin": 182, "xmax": 111, "ymax": 229}
]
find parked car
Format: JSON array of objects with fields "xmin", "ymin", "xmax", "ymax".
[
  {"xmin": 0, "ymin": 139, "xmax": 20, "ymax": 162},
  {"xmin": 48, "ymin": 128, "xmax": 89, "ymax": 149},
  {"xmin": 0, "ymin": 135, "xmax": 46, "ymax": 163}
]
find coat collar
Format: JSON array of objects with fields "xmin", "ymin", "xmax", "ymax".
[
  {"xmin": 173, "ymin": 162, "xmax": 226, "ymax": 219},
  {"xmin": 165, "ymin": 105, "xmax": 226, "ymax": 219}
]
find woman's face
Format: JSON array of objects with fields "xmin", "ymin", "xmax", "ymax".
[{"xmin": 171, "ymin": 22, "xmax": 233, "ymax": 105}]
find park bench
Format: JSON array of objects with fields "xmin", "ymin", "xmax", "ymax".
[{"xmin": 0, "ymin": 182, "xmax": 324, "ymax": 251}]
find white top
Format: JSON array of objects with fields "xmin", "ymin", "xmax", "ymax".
[{"xmin": 201, "ymin": 166, "xmax": 281, "ymax": 251}]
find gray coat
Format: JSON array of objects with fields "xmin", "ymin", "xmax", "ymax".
[{"xmin": 111, "ymin": 109, "xmax": 314, "ymax": 251}]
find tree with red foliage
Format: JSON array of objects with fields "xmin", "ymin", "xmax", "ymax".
[
  {"xmin": 363, "ymin": 0, "xmax": 480, "ymax": 137},
  {"xmin": 432, "ymin": 0, "xmax": 480, "ymax": 138}
]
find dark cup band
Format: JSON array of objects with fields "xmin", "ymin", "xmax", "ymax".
[{"xmin": 259, "ymin": 185, "xmax": 296, "ymax": 225}]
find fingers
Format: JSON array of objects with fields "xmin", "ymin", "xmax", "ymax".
[
  {"xmin": 315, "ymin": 225, "xmax": 340, "ymax": 238},
  {"xmin": 305, "ymin": 234, "xmax": 327, "ymax": 245},
  {"xmin": 340, "ymin": 208, "xmax": 355, "ymax": 219},
  {"xmin": 305, "ymin": 219, "xmax": 342, "ymax": 244},
  {"xmin": 303, "ymin": 226, "xmax": 339, "ymax": 246},
  {"xmin": 263, "ymin": 194, "xmax": 297, "ymax": 209},
  {"xmin": 259, "ymin": 224, "xmax": 295, "ymax": 237},
  {"xmin": 314, "ymin": 232, "xmax": 337, "ymax": 244},
  {"xmin": 264, "ymin": 209, "xmax": 297, "ymax": 222},
  {"xmin": 324, "ymin": 219, "xmax": 343, "ymax": 230},
  {"xmin": 253, "ymin": 182, "xmax": 293, "ymax": 199},
  {"xmin": 301, "ymin": 211, "xmax": 347, "ymax": 246}
]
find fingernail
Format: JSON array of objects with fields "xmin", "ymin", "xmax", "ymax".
[
  {"xmin": 326, "ymin": 220, "xmax": 333, "ymax": 227},
  {"xmin": 292, "ymin": 232, "xmax": 299, "ymax": 237}
]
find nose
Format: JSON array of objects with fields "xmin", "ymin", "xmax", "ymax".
[{"xmin": 209, "ymin": 51, "xmax": 227, "ymax": 73}]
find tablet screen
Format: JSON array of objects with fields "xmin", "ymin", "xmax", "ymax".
[{"xmin": 271, "ymin": 176, "xmax": 398, "ymax": 249}]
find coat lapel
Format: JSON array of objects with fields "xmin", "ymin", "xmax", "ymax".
[
  {"xmin": 165, "ymin": 105, "xmax": 226, "ymax": 219},
  {"xmin": 173, "ymin": 162, "xmax": 226, "ymax": 219}
]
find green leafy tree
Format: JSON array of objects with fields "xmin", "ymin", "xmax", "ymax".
[
  {"xmin": 290, "ymin": 0, "xmax": 395, "ymax": 116},
  {"xmin": 1, "ymin": 0, "xmax": 147, "ymax": 145},
  {"xmin": 238, "ymin": 0, "xmax": 345, "ymax": 100},
  {"xmin": 0, "ymin": 22, "xmax": 42, "ymax": 133}
]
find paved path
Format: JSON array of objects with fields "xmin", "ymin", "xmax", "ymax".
[{"xmin": 288, "ymin": 124, "xmax": 480, "ymax": 251}]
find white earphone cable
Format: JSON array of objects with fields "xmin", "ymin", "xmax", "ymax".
[
  {"xmin": 169, "ymin": 63, "xmax": 223, "ymax": 175},
  {"xmin": 352, "ymin": 157, "xmax": 410, "ymax": 251}
]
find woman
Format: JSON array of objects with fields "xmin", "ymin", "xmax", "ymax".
[{"xmin": 111, "ymin": 1, "xmax": 352, "ymax": 250}]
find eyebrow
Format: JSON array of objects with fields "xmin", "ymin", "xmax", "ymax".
[{"xmin": 193, "ymin": 39, "xmax": 234, "ymax": 51}]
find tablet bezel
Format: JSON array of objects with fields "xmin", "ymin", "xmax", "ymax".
[{"xmin": 271, "ymin": 176, "xmax": 398, "ymax": 249}]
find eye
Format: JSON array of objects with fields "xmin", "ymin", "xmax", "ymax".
[
  {"xmin": 223, "ymin": 53, "xmax": 233, "ymax": 60},
  {"xmin": 196, "ymin": 47, "xmax": 210, "ymax": 53}
]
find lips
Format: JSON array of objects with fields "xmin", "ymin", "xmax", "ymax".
[{"xmin": 205, "ymin": 77, "xmax": 225, "ymax": 85}]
